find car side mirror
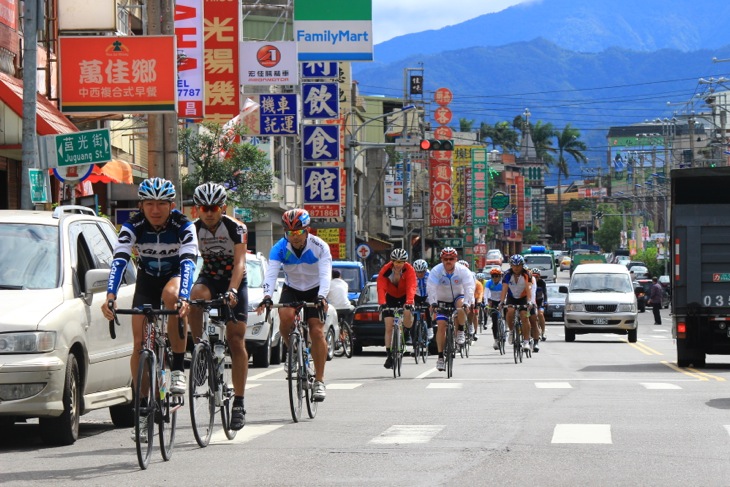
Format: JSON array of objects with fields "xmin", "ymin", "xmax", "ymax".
[
  {"xmin": 559, "ymin": 285, "xmax": 568, "ymax": 294},
  {"xmin": 84, "ymin": 268, "xmax": 111, "ymax": 305}
]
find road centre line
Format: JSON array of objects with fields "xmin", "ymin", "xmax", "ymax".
[
  {"xmin": 661, "ymin": 360, "xmax": 711, "ymax": 381},
  {"xmin": 626, "ymin": 340, "xmax": 663, "ymax": 355},
  {"xmin": 685, "ymin": 367, "xmax": 726, "ymax": 382}
]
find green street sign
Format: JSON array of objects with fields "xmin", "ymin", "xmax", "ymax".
[
  {"xmin": 29, "ymin": 168, "xmax": 48, "ymax": 204},
  {"xmin": 40, "ymin": 128, "xmax": 111, "ymax": 168},
  {"xmin": 441, "ymin": 238, "xmax": 463, "ymax": 247},
  {"xmin": 491, "ymin": 192, "xmax": 509, "ymax": 210}
]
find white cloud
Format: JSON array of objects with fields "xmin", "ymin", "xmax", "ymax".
[{"xmin": 372, "ymin": 0, "xmax": 527, "ymax": 44}]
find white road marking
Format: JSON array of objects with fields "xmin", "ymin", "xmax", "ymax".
[
  {"xmin": 209, "ymin": 424, "xmax": 284, "ymax": 445},
  {"xmin": 426, "ymin": 383, "xmax": 463, "ymax": 389},
  {"xmin": 535, "ymin": 382, "xmax": 572, "ymax": 389},
  {"xmin": 370, "ymin": 425, "xmax": 445, "ymax": 444},
  {"xmin": 248, "ymin": 367, "xmax": 284, "ymax": 380},
  {"xmin": 326, "ymin": 383, "xmax": 362, "ymax": 389},
  {"xmin": 245, "ymin": 383, "xmax": 261, "ymax": 390},
  {"xmin": 551, "ymin": 424, "xmax": 612, "ymax": 444},
  {"xmin": 640, "ymin": 382, "xmax": 682, "ymax": 390},
  {"xmin": 723, "ymin": 425, "xmax": 730, "ymax": 437},
  {"xmin": 416, "ymin": 368, "xmax": 437, "ymax": 379}
]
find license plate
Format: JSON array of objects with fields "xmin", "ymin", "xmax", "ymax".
[
  {"xmin": 593, "ymin": 318, "xmax": 608, "ymax": 325},
  {"xmin": 553, "ymin": 312, "xmax": 562, "ymax": 318}
]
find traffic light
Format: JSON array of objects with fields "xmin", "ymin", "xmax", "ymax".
[{"xmin": 420, "ymin": 139, "xmax": 454, "ymax": 151}]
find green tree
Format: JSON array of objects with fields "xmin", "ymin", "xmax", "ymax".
[
  {"xmin": 594, "ymin": 216, "xmax": 623, "ymax": 253},
  {"xmin": 554, "ymin": 124, "xmax": 588, "ymax": 241},
  {"xmin": 530, "ymin": 120, "xmax": 557, "ymax": 165},
  {"xmin": 480, "ymin": 121, "xmax": 518, "ymax": 153},
  {"xmin": 459, "ymin": 117, "xmax": 475, "ymax": 132},
  {"xmin": 179, "ymin": 122, "xmax": 274, "ymax": 217}
]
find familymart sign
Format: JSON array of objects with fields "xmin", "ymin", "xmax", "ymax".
[{"xmin": 294, "ymin": 0, "xmax": 373, "ymax": 61}]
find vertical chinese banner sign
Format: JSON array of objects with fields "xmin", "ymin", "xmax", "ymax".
[
  {"xmin": 203, "ymin": 0, "xmax": 240, "ymax": 124},
  {"xmin": 175, "ymin": 0, "xmax": 205, "ymax": 119},
  {"xmin": 429, "ymin": 87, "xmax": 454, "ymax": 227}
]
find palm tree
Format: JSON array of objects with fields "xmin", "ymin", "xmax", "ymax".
[
  {"xmin": 480, "ymin": 121, "xmax": 518, "ymax": 153},
  {"xmin": 554, "ymin": 124, "xmax": 588, "ymax": 242},
  {"xmin": 531, "ymin": 120, "xmax": 557, "ymax": 165}
]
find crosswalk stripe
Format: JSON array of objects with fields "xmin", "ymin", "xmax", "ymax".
[
  {"xmin": 427, "ymin": 383, "xmax": 463, "ymax": 389},
  {"xmin": 640, "ymin": 382, "xmax": 682, "ymax": 390},
  {"xmin": 552, "ymin": 424, "xmax": 612, "ymax": 444},
  {"xmin": 535, "ymin": 382, "xmax": 572, "ymax": 389},
  {"xmin": 370, "ymin": 425, "xmax": 445, "ymax": 444},
  {"xmin": 327, "ymin": 383, "xmax": 362, "ymax": 389},
  {"xmin": 209, "ymin": 424, "xmax": 284, "ymax": 445},
  {"xmin": 416, "ymin": 368, "xmax": 437, "ymax": 379},
  {"xmin": 248, "ymin": 367, "xmax": 283, "ymax": 380}
]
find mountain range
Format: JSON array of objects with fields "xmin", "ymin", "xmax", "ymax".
[{"xmin": 354, "ymin": 0, "xmax": 730, "ymax": 184}]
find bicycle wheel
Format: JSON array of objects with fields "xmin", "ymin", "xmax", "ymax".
[
  {"xmin": 158, "ymin": 349, "xmax": 178, "ymax": 461},
  {"xmin": 413, "ymin": 322, "xmax": 421, "ymax": 365},
  {"xmin": 333, "ymin": 319, "xmax": 345, "ymax": 358},
  {"xmin": 220, "ymin": 356, "xmax": 237, "ymax": 440},
  {"xmin": 445, "ymin": 324, "xmax": 454, "ymax": 379},
  {"xmin": 498, "ymin": 318, "xmax": 506, "ymax": 355},
  {"xmin": 342, "ymin": 323, "xmax": 353, "ymax": 359},
  {"xmin": 391, "ymin": 322, "xmax": 400, "ymax": 379},
  {"xmin": 420, "ymin": 322, "xmax": 429, "ymax": 364},
  {"xmin": 515, "ymin": 323, "xmax": 523, "ymax": 364},
  {"xmin": 287, "ymin": 335, "xmax": 303, "ymax": 422},
  {"xmin": 305, "ymin": 365, "xmax": 318, "ymax": 419},
  {"xmin": 134, "ymin": 350, "xmax": 155, "ymax": 470},
  {"xmin": 396, "ymin": 326, "xmax": 404, "ymax": 377},
  {"xmin": 189, "ymin": 343, "xmax": 214, "ymax": 447}
]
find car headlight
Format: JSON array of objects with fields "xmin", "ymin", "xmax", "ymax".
[
  {"xmin": 565, "ymin": 303, "xmax": 585, "ymax": 312},
  {"xmin": 0, "ymin": 332, "xmax": 56, "ymax": 353},
  {"xmin": 618, "ymin": 303, "xmax": 636, "ymax": 312}
]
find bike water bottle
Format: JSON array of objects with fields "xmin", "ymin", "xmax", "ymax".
[
  {"xmin": 159, "ymin": 369, "xmax": 167, "ymax": 400},
  {"xmin": 214, "ymin": 343, "xmax": 225, "ymax": 376},
  {"xmin": 306, "ymin": 347, "xmax": 315, "ymax": 376}
]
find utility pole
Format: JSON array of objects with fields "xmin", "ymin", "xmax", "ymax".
[
  {"xmin": 20, "ymin": 0, "xmax": 42, "ymax": 209},
  {"xmin": 161, "ymin": 0, "xmax": 181, "ymax": 206},
  {"xmin": 147, "ymin": 0, "xmax": 163, "ymax": 179}
]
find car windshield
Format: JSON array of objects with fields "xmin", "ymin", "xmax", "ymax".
[
  {"xmin": 570, "ymin": 273, "xmax": 633, "ymax": 293},
  {"xmin": 0, "ymin": 223, "xmax": 59, "ymax": 289},
  {"xmin": 486, "ymin": 251, "xmax": 501, "ymax": 259},
  {"xmin": 336, "ymin": 267, "xmax": 361, "ymax": 293},
  {"xmin": 524, "ymin": 255, "xmax": 552, "ymax": 269},
  {"xmin": 246, "ymin": 259, "xmax": 264, "ymax": 288},
  {"xmin": 547, "ymin": 285, "xmax": 566, "ymax": 299}
]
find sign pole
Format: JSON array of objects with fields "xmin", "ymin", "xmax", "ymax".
[{"xmin": 21, "ymin": 0, "xmax": 42, "ymax": 209}]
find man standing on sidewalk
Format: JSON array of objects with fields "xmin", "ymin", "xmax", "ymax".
[{"xmin": 649, "ymin": 276, "xmax": 663, "ymax": 325}]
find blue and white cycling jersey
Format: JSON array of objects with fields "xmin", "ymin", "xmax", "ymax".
[
  {"xmin": 107, "ymin": 209, "xmax": 198, "ymax": 300},
  {"xmin": 426, "ymin": 263, "xmax": 476, "ymax": 306},
  {"xmin": 416, "ymin": 270, "xmax": 429, "ymax": 297},
  {"xmin": 263, "ymin": 234, "xmax": 332, "ymax": 297},
  {"xmin": 485, "ymin": 278, "xmax": 503, "ymax": 301}
]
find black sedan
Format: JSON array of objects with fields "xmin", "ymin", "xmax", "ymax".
[
  {"xmin": 636, "ymin": 279, "xmax": 670, "ymax": 312},
  {"xmin": 350, "ymin": 282, "xmax": 384, "ymax": 355},
  {"xmin": 544, "ymin": 283, "xmax": 567, "ymax": 322}
]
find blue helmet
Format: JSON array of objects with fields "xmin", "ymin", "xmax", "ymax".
[
  {"xmin": 509, "ymin": 254, "xmax": 525, "ymax": 266},
  {"xmin": 138, "ymin": 177, "xmax": 176, "ymax": 201}
]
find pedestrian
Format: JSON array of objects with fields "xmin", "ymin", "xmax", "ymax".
[{"xmin": 649, "ymin": 276, "xmax": 663, "ymax": 325}]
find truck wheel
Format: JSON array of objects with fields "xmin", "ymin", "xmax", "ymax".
[
  {"xmin": 564, "ymin": 327, "xmax": 575, "ymax": 342},
  {"xmin": 627, "ymin": 328, "xmax": 637, "ymax": 343}
]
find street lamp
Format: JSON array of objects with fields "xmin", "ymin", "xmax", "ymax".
[{"xmin": 345, "ymin": 104, "xmax": 418, "ymax": 260}]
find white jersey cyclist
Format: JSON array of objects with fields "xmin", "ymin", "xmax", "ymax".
[
  {"xmin": 427, "ymin": 261, "xmax": 477, "ymax": 307},
  {"xmin": 263, "ymin": 232, "xmax": 332, "ymax": 297}
]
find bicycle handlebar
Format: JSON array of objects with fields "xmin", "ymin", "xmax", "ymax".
[
  {"xmin": 263, "ymin": 301, "xmax": 323, "ymax": 323},
  {"xmin": 108, "ymin": 301, "xmax": 181, "ymax": 340}
]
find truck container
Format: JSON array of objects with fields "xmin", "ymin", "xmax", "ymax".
[{"xmin": 671, "ymin": 167, "xmax": 730, "ymax": 367}]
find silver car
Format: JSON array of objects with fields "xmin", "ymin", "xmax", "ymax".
[
  {"xmin": 561, "ymin": 264, "xmax": 638, "ymax": 343},
  {"xmin": 0, "ymin": 206, "xmax": 136, "ymax": 445}
]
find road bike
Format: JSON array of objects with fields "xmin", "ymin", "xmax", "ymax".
[
  {"xmin": 188, "ymin": 295, "xmax": 237, "ymax": 447},
  {"xmin": 266, "ymin": 302, "xmax": 323, "ymax": 422},
  {"xmin": 434, "ymin": 303, "xmax": 457, "ymax": 378},
  {"xmin": 478, "ymin": 303, "xmax": 490, "ymax": 333},
  {"xmin": 504, "ymin": 304, "xmax": 530, "ymax": 364},
  {"xmin": 412, "ymin": 305, "xmax": 430, "ymax": 364},
  {"xmin": 109, "ymin": 303, "xmax": 183, "ymax": 470},
  {"xmin": 333, "ymin": 312, "xmax": 353, "ymax": 359},
  {"xmin": 488, "ymin": 306, "xmax": 507, "ymax": 355},
  {"xmin": 382, "ymin": 307, "xmax": 407, "ymax": 378}
]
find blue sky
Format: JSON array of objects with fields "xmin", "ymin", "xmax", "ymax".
[{"xmin": 372, "ymin": 0, "xmax": 529, "ymax": 44}]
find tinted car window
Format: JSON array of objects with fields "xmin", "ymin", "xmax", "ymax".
[
  {"xmin": 337, "ymin": 267, "xmax": 361, "ymax": 293},
  {"xmin": 524, "ymin": 255, "xmax": 552, "ymax": 269},
  {"xmin": 0, "ymin": 223, "xmax": 59, "ymax": 289},
  {"xmin": 247, "ymin": 259, "xmax": 264, "ymax": 288},
  {"xmin": 359, "ymin": 283, "xmax": 378, "ymax": 304},
  {"xmin": 570, "ymin": 273, "xmax": 633, "ymax": 293}
]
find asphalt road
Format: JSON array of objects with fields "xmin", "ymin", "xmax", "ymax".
[{"xmin": 3, "ymin": 273, "xmax": 730, "ymax": 486}]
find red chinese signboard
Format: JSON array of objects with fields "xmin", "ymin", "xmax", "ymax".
[
  {"xmin": 434, "ymin": 87, "xmax": 453, "ymax": 106},
  {"xmin": 203, "ymin": 0, "xmax": 241, "ymax": 124},
  {"xmin": 433, "ymin": 106, "xmax": 452, "ymax": 126},
  {"xmin": 175, "ymin": 0, "xmax": 205, "ymax": 118},
  {"xmin": 59, "ymin": 36, "xmax": 177, "ymax": 114},
  {"xmin": 433, "ymin": 126, "xmax": 453, "ymax": 140}
]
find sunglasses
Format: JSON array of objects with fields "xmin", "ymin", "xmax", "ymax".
[
  {"xmin": 199, "ymin": 205, "xmax": 220, "ymax": 213},
  {"xmin": 392, "ymin": 260, "xmax": 406, "ymax": 265},
  {"xmin": 286, "ymin": 229, "xmax": 307, "ymax": 237},
  {"xmin": 442, "ymin": 257, "xmax": 456, "ymax": 262}
]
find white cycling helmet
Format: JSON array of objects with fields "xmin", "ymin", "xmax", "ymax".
[
  {"xmin": 412, "ymin": 259, "xmax": 428, "ymax": 272},
  {"xmin": 390, "ymin": 248, "xmax": 408, "ymax": 261},
  {"xmin": 193, "ymin": 182, "xmax": 227, "ymax": 206}
]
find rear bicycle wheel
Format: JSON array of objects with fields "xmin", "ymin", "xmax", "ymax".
[
  {"xmin": 419, "ymin": 322, "xmax": 429, "ymax": 364},
  {"xmin": 515, "ymin": 324, "xmax": 523, "ymax": 364},
  {"xmin": 305, "ymin": 366, "xmax": 318, "ymax": 419},
  {"xmin": 498, "ymin": 319, "xmax": 506, "ymax": 355},
  {"xmin": 135, "ymin": 351, "xmax": 155, "ymax": 470},
  {"xmin": 391, "ymin": 323, "xmax": 400, "ymax": 379},
  {"xmin": 189, "ymin": 343, "xmax": 214, "ymax": 447},
  {"xmin": 159, "ymin": 348, "xmax": 178, "ymax": 461},
  {"xmin": 287, "ymin": 336, "xmax": 303, "ymax": 422},
  {"xmin": 446, "ymin": 324, "xmax": 454, "ymax": 379},
  {"xmin": 342, "ymin": 323, "xmax": 353, "ymax": 358},
  {"xmin": 220, "ymin": 356, "xmax": 237, "ymax": 440}
]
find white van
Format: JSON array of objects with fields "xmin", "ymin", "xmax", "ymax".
[
  {"xmin": 523, "ymin": 246, "xmax": 556, "ymax": 283},
  {"xmin": 559, "ymin": 263, "xmax": 638, "ymax": 343}
]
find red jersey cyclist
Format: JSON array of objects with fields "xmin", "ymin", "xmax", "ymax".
[{"xmin": 377, "ymin": 248, "xmax": 417, "ymax": 369}]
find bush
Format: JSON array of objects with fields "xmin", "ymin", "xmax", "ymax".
[{"xmin": 632, "ymin": 248, "xmax": 666, "ymax": 278}]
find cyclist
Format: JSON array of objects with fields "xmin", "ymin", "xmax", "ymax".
[
  {"xmin": 485, "ymin": 267, "xmax": 504, "ymax": 350},
  {"xmin": 257, "ymin": 209, "xmax": 331, "ymax": 402},
  {"xmin": 499, "ymin": 254, "xmax": 533, "ymax": 352},
  {"xmin": 532, "ymin": 268, "xmax": 548, "ymax": 343},
  {"xmin": 101, "ymin": 178, "xmax": 198, "ymax": 436},
  {"xmin": 470, "ymin": 269, "xmax": 483, "ymax": 342},
  {"xmin": 413, "ymin": 259, "xmax": 434, "ymax": 341},
  {"xmin": 376, "ymin": 248, "xmax": 416, "ymax": 369},
  {"xmin": 188, "ymin": 182, "xmax": 248, "ymax": 430},
  {"xmin": 427, "ymin": 248, "xmax": 476, "ymax": 372},
  {"xmin": 457, "ymin": 260, "xmax": 479, "ymax": 341}
]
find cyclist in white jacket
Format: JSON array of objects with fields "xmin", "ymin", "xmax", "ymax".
[{"xmin": 427, "ymin": 247, "xmax": 476, "ymax": 372}]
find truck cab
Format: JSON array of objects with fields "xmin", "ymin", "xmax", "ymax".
[
  {"xmin": 522, "ymin": 245, "xmax": 557, "ymax": 283},
  {"xmin": 331, "ymin": 261, "xmax": 367, "ymax": 304}
]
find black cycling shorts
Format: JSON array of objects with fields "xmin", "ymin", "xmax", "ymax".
[
  {"xmin": 279, "ymin": 284, "xmax": 322, "ymax": 321},
  {"xmin": 133, "ymin": 272, "xmax": 177, "ymax": 309},
  {"xmin": 381, "ymin": 294, "xmax": 406, "ymax": 318},
  {"xmin": 194, "ymin": 275, "xmax": 248, "ymax": 323}
]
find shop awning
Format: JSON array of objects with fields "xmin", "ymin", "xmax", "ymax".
[
  {"xmin": 87, "ymin": 160, "xmax": 134, "ymax": 184},
  {"xmin": 0, "ymin": 72, "xmax": 78, "ymax": 159}
]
